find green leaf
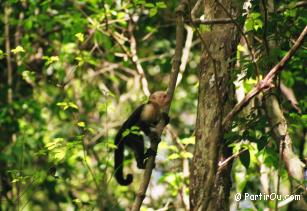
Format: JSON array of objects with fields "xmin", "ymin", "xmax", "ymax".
[
  {"xmin": 56, "ymin": 102, "xmax": 79, "ymax": 110},
  {"xmin": 180, "ymin": 151, "xmax": 193, "ymax": 159},
  {"xmin": 11, "ymin": 178, "xmax": 20, "ymax": 183},
  {"xmin": 11, "ymin": 46, "xmax": 25, "ymax": 54},
  {"xmin": 149, "ymin": 8, "xmax": 158, "ymax": 17},
  {"xmin": 168, "ymin": 153, "xmax": 180, "ymax": 160},
  {"xmin": 237, "ymin": 44, "xmax": 246, "ymax": 52},
  {"xmin": 73, "ymin": 198, "xmax": 82, "ymax": 204},
  {"xmin": 75, "ymin": 33, "xmax": 84, "ymax": 42},
  {"xmin": 156, "ymin": 2, "xmax": 167, "ymax": 8},
  {"xmin": 77, "ymin": 121, "xmax": 85, "ymax": 127},
  {"xmin": 136, "ymin": 0, "xmax": 146, "ymax": 5},
  {"xmin": 145, "ymin": 3, "xmax": 155, "ymax": 8},
  {"xmin": 107, "ymin": 143, "xmax": 117, "ymax": 149},
  {"xmin": 131, "ymin": 126, "xmax": 140, "ymax": 131},
  {"xmin": 122, "ymin": 129, "xmax": 130, "ymax": 138},
  {"xmin": 0, "ymin": 49, "xmax": 4, "ymax": 59},
  {"xmin": 180, "ymin": 136, "xmax": 195, "ymax": 145},
  {"xmin": 43, "ymin": 56, "xmax": 59, "ymax": 65},
  {"xmin": 22, "ymin": 70, "xmax": 36, "ymax": 84}
]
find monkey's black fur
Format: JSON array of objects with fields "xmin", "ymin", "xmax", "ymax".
[{"xmin": 114, "ymin": 103, "xmax": 169, "ymax": 186}]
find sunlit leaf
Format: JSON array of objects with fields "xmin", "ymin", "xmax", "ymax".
[
  {"xmin": 168, "ymin": 153, "xmax": 180, "ymax": 160},
  {"xmin": 77, "ymin": 121, "xmax": 85, "ymax": 127},
  {"xmin": 75, "ymin": 33, "xmax": 84, "ymax": 42},
  {"xmin": 11, "ymin": 46, "xmax": 25, "ymax": 54}
]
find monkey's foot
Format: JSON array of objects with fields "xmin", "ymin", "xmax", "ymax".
[
  {"xmin": 137, "ymin": 161, "xmax": 146, "ymax": 169},
  {"xmin": 144, "ymin": 148, "xmax": 157, "ymax": 158}
]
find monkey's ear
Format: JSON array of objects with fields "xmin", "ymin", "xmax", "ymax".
[{"xmin": 149, "ymin": 93, "xmax": 156, "ymax": 101}]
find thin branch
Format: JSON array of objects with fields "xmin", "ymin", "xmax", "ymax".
[
  {"xmin": 131, "ymin": 1, "xmax": 187, "ymax": 210},
  {"xmin": 128, "ymin": 15, "xmax": 150, "ymax": 96},
  {"xmin": 191, "ymin": 18, "xmax": 235, "ymax": 25},
  {"xmin": 277, "ymin": 1, "xmax": 307, "ymax": 12},
  {"xmin": 216, "ymin": 0, "xmax": 261, "ymax": 81},
  {"xmin": 176, "ymin": 25, "xmax": 194, "ymax": 85},
  {"xmin": 191, "ymin": 0, "xmax": 203, "ymax": 20},
  {"xmin": 138, "ymin": 51, "xmax": 171, "ymax": 63},
  {"xmin": 4, "ymin": 4, "xmax": 13, "ymax": 105},
  {"xmin": 102, "ymin": 2, "xmax": 109, "ymax": 30},
  {"xmin": 222, "ymin": 26, "xmax": 307, "ymax": 128},
  {"xmin": 218, "ymin": 149, "xmax": 248, "ymax": 170}
]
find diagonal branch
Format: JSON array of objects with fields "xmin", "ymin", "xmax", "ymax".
[
  {"xmin": 191, "ymin": 18, "xmax": 235, "ymax": 25},
  {"xmin": 131, "ymin": 0, "xmax": 188, "ymax": 210},
  {"xmin": 222, "ymin": 26, "xmax": 307, "ymax": 128}
]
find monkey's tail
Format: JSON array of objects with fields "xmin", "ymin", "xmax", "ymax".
[{"xmin": 114, "ymin": 131, "xmax": 133, "ymax": 185}]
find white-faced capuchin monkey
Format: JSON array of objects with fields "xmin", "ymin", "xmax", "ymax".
[{"xmin": 114, "ymin": 91, "xmax": 170, "ymax": 185}]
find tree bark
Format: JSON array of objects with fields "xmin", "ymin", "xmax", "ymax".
[{"xmin": 190, "ymin": 1, "xmax": 242, "ymax": 210}]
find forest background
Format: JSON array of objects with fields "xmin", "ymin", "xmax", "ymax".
[{"xmin": 0, "ymin": 0, "xmax": 306, "ymax": 210}]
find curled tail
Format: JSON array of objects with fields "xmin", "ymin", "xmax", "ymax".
[{"xmin": 114, "ymin": 131, "xmax": 133, "ymax": 185}]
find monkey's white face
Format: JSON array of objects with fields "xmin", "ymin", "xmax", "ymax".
[{"xmin": 150, "ymin": 91, "xmax": 169, "ymax": 108}]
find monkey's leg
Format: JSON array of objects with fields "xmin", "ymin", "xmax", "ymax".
[
  {"xmin": 127, "ymin": 134, "xmax": 146, "ymax": 169},
  {"xmin": 144, "ymin": 148, "xmax": 157, "ymax": 158}
]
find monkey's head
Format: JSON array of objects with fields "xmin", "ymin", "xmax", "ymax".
[{"xmin": 149, "ymin": 91, "xmax": 170, "ymax": 108}]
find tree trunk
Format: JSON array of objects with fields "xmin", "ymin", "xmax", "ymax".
[{"xmin": 190, "ymin": 1, "xmax": 243, "ymax": 210}]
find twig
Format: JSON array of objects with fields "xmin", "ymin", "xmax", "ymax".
[
  {"xmin": 81, "ymin": 134, "xmax": 100, "ymax": 192},
  {"xmin": 191, "ymin": 18, "xmax": 235, "ymax": 25},
  {"xmin": 102, "ymin": 2, "xmax": 109, "ymax": 30},
  {"xmin": 191, "ymin": 0, "xmax": 203, "ymax": 20},
  {"xmin": 277, "ymin": 1, "xmax": 307, "ymax": 12},
  {"xmin": 131, "ymin": 1, "xmax": 187, "ymax": 210},
  {"xmin": 218, "ymin": 149, "xmax": 248, "ymax": 169},
  {"xmin": 176, "ymin": 25, "xmax": 194, "ymax": 85},
  {"xmin": 222, "ymin": 26, "xmax": 307, "ymax": 128}
]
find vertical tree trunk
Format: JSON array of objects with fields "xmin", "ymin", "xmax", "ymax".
[{"xmin": 190, "ymin": 1, "xmax": 242, "ymax": 210}]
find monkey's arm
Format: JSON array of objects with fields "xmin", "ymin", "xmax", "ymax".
[
  {"xmin": 161, "ymin": 112, "xmax": 170, "ymax": 125},
  {"xmin": 144, "ymin": 112, "xmax": 170, "ymax": 161},
  {"xmin": 121, "ymin": 104, "xmax": 145, "ymax": 130}
]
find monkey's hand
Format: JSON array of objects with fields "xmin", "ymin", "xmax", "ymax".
[
  {"xmin": 149, "ymin": 132, "xmax": 161, "ymax": 143},
  {"xmin": 161, "ymin": 112, "xmax": 170, "ymax": 125},
  {"xmin": 144, "ymin": 148, "xmax": 157, "ymax": 158}
]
